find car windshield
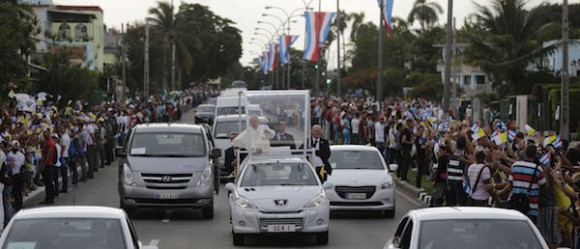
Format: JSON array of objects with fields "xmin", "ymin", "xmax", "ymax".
[
  {"xmin": 197, "ymin": 106, "xmax": 214, "ymax": 113},
  {"xmin": 418, "ymin": 219, "xmax": 543, "ymax": 249},
  {"xmin": 2, "ymin": 218, "xmax": 126, "ymax": 249},
  {"xmin": 214, "ymin": 121, "xmax": 246, "ymax": 138},
  {"xmin": 130, "ymin": 132, "xmax": 206, "ymax": 157},
  {"xmin": 241, "ymin": 163, "xmax": 318, "ymax": 187},
  {"xmin": 329, "ymin": 150, "xmax": 385, "ymax": 170},
  {"xmin": 216, "ymin": 106, "xmax": 245, "ymax": 116}
]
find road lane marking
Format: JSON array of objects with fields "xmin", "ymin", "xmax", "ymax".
[
  {"xmin": 149, "ymin": 240, "xmax": 160, "ymax": 246},
  {"xmin": 396, "ymin": 190, "xmax": 425, "ymax": 207},
  {"xmin": 162, "ymin": 219, "xmax": 170, "ymax": 223}
]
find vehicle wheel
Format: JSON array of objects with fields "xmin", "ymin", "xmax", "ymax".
[
  {"xmin": 120, "ymin": 199, "xmax": 136, "ymax": 218},
  {"xmin": 233, "ymin": 233, "xmax": 245, "ymax": 246},
  {"xmin": 384, "ymin": 209, "xmax": 395, "ymax": 218},
  {"xmin": 316, "ymin": 232, "xmax": 329, "ymax": 245},
  {"xmin": 202, "ymin": 207, "xmax": 214, "ymax": 219}
]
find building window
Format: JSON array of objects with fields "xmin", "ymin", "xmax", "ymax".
[
  {"xmin": 58, "ymin": 23, "xmax": 71, "ymax": 39},
  {"xmin": 476, "ymin": 75, "xmax": 486, "ymax": 85},
  {"xmin": 75, "ymin": 24, "xmax": 88, "ymax": 41},
  {"xmin": 464, "ymin": 75, "xmax": 472, "ymax": 86}
]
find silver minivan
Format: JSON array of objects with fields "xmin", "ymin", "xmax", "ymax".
[{"xmin": 116, "ymin": 123, "xmax": 221, "ymax": 219}]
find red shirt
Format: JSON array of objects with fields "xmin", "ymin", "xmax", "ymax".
[{"xmin": 43, "ymin": 138, "xmax": 56, "ymax": 166}]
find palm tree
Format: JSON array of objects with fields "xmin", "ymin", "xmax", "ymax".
[
  {"xmin": 407, "ymin": 0, "xmax": 443, "ymax": 30},
  {"xmin": 462, "ymin": 0, "xmax": 558, "ymax": 95},
  {"xmin": 348, "ymin": 12, "xmax": 365, "ymax": 41},
  {"xmin": 148, "ymin": 1, "xmax": 175, "ymax": 90}
]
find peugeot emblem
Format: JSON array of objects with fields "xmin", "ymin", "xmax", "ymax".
[
  {"xmin": 161, "ymin": 176, "xmax": 172, "ymax": 183},
  {"xmin": 274, "ymin": 199, "xmax": 288, "ymax": 206}
]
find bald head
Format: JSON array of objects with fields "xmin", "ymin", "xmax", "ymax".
[{"xmin": 312, "ymin": 125, "xmax": 322, "ymax": 138}]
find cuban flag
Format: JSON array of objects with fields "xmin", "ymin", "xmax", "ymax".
[
  {"xmin": 377, "ymin": 0, "xmax": 394, "ymax": 35},
  {"xmin": 268, "ymin": 43, "xmax": 279, "ymax": 72},
  {"xmin": 279, "ymin": 35, "xmax": 299, "ymax": 65},
  {"xmin": 553, "ymin": 135, "xmax": 563, "ymax": 149},
  {"xmin": 260, "ymin": 51, "xmax": 269, "ymax": 74},
  {"xmin": 508, "ymin": 130, "xmax": 517, "ymax": 142},
  {"xmin": 303, "ymin": 11, "xmax": 336, "ymax": 62},
  {"xmin": 539, "ymin": 152, "xmax": 551, "ymax": 166},
  {"xmin": 470, "ymin": 122, "xmax": 479, "ymax": 133}
]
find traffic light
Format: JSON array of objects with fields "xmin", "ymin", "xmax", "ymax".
[
  {"xmin": 314, "ymin": 64, "xmax": 318, "ymax": 69},
  {"xmin": 326, "ymin": 79, "xmax": 332, "ymax": 85}
]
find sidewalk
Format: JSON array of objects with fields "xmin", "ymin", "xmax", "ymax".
[
  {"xmin": 392, "ymin": 173, "xmax": 430, "ymax": 207},
  {"xmin": 22, "ymin": 164, "xmax": 93, "ymax": 206}
]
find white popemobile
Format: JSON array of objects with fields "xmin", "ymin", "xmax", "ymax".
[
  {"xmin": 225, "ymin": 90, "xmax": 330, "ymax": 246},
  {"xmin": 225, "ymin": 156, "xmax": 332, "ymax": 246}
]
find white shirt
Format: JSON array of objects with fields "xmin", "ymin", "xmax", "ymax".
[
  {"xmin": 232, "ymin": 125, "xmax": 275, "ymax": 152},
  {"xmin": 55, "ymin": 144, "xmax": 62, "ymax": 167},
  {"xmin": 374, "ymin": 122, "xmax": 386, "ymax": 143},
  {"xmin": 85, "ymin": 125, "xmax": 95, "ymax": 145},
  {"xmin": 310, "ymin": 137, "xmax": 324, "ymax": 167},
  {"xmin": 351, "ymin": 118, "xmax": 360, "ymax": 135},
  {"xmin": 389, "ymin": 127, "xmax": 397, "ymax": 148},
  {"xmin": 61, "ymin": 132, "xmax": 71, "ymax": 158},
  {"xmin": 7, "ymin": 150, "xmax": 25, "ymax": 175}
]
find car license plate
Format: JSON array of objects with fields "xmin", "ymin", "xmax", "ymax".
[
  {"xmin": 267, "ymin": 225, "xmax": 296, "ymax": 233},
  {"xmin": 346, "ymin": 193, "xmax": 367, "ymax": 200},
  {"xmin": 154, "ymin": 193, "xmax": 178, "ymax": 200}
]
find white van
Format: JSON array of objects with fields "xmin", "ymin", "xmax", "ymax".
[{"xmin": 215, "ymin": 95, "xmax": 246, "ymax": 117}]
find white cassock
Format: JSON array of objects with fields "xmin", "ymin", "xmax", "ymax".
[{"xmin": 232, "ymin": 125, "xmax": 275, "ymax": 152}]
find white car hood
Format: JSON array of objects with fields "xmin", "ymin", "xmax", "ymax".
[
  {"xmin": 327, "ymin": 169, "xmax": 392, "ymax": 186},
  {"xmin": 238, "ymin": 186, "xmax": 322, "ymax": 211}
]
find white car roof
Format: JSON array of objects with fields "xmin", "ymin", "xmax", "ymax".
[
  {"xmin": 13, "ymin": 206, "xmax": 126, "ymax": 220},
  {"xmin": 247, "ymin": 156, "xmax": 309, "ymax": 165},
  {"xmin": 410, "ymin": 207, "xmax": 529, "ymax": 221},
  {"xmin": 134, "ymin": 123, "xmax": 203, "ymax": 133},
  {"xmin": 330, "ymin": 145, "xmax": 380, "ymax": 152}
]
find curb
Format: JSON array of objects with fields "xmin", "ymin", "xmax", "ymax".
[
  {"xmin": 391, "ymin": 173, "xmax": 431, "ymax": 207},
  {"xmin": 22, "ymin": 165, "xmax": 85, "ymax": 206}
]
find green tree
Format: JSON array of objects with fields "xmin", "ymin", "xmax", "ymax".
[
  {"xmin": 0, "ymin": 1, "xmax": 37, "ymax": 88},
  {"xmin": 462, "ymin": 0, "xmax": 558, "ymax": 95},
  {"xmin": 407, "ymin": 0, "xmax": 443, "ymax": 30},
  {"xmin": 124, "ymin": 23, "xmax": 166, "ymax": 94},
  {"xmin": 39, "ymin": 49, "xmax": 99, "ymax": 102}
]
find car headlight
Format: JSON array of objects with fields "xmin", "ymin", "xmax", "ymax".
[
  {"xmin": 381, "ymin": 181, "xmax": 394, "ymax": 189},
  {"xmin": 196, "ymin": 166, "xmax": 212, "ymax": 186},
  {"xmin": 123, "ymin": 164, "xmax": 136, "ymax": 186},
  {"xmin": 304, "ymin": 191, "xmax": 328, "ymax": 208},
  {"xmin": 234, "ymin": 194, "xmax": 257, "ymax": 209}
]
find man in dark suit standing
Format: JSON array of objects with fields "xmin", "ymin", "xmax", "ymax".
[
  {"xmin": 309, "ymin": 125, "xmax": 332, "ymax": 182},
  {"xmin": 271, "ymin": 120, "xmax": 296, "ymax": 150}
]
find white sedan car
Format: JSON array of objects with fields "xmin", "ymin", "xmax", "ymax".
[
  {"xmin": 326, "ymin": 145, "xmax": 396, "ymax": 218},
  {"xmin": 0, "ymin": 206, "xmax": 157, "ymax": 249},
  {"xmin": 225, "ymin": 157, "xmax": 332, "ymax": 246},
  {"xmin": 385, "ymin": 207, "xmax": 549, "ymax": 249}
]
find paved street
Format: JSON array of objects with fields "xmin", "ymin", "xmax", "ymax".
[{"xmin": 23, "ymin": 111, "xmax": 423, "ymax": 249}]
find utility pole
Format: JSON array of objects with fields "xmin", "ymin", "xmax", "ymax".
[
  {"xmin": 315, "ymin": 0, "xmax": 322, "ymax": 97},
  {"xmin": 144, "ymin": 19, "xmax": 150, "ymax": 98},
  {"xmin": 170, "ymin": 0, "xmax": 176, "ymax": 91},
  {"xmin": 336, "ymin": 0, "xmax": 342, "ymax": 97},
  {"xmin": 120, "ymin": 23, "xmax": 127, "ymax": 104},
  {"xmin": 377, "ymin": 0, "xmax": 385, "ymax": 103},
  {"xmin": 443, "ymin": 0, "xmax": 453, "ymax": 113},
  {"xmin": 562, "ymin": 0, "xmax": 570, "ymax": 138},
  {"xmin": 451, "ymin": 18, "xmax": 457, "ymax": 111}
]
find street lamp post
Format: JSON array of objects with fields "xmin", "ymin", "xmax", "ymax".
[
  {"xmin": 562, "ymin": 0, "xmax": 570, "ymax": 139},
  {"xmin": 263, "ymin": 14, "xmax": 286, "ymax": 89}
]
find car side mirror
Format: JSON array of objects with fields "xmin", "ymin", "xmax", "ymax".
[
  {"xmin": 210, "ymin": 148, "xmax": 221, "ymax": 158},
  {"xmin": 225, "ymin": 183, "xmax": 236, "ymax": 192},
  {"xmin": 388, "ymin": 164, "xmax": 398, "ymax": 172},
  {"xmin": 322, "ymin": 182, "xmax": 334, "ymax": 190},
  {"xmin": 115, "ymin": 148, "xmax": 126, "ymax": 157}
]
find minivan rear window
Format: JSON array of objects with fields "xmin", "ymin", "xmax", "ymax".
[{"xmin": 130, "ymin": 133, "xmax": 206, "ymax": 157}]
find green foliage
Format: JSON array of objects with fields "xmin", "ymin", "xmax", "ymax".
[
  {"xmin": 0, "ymin": 1, "xmax": 37, "ymax": 87},
  {"xmin": 39, "ymin": 49, "xmax": 99, "ymax": 102},
  {"xmin": 407, "ymin": 0, "xmax": 444, "ymax": 30},
  {"xmin": 405, "ymin": 72, "xmax": 442, "ymax": 100},
  {"xmin": 124, "ymin": 24, "xmax": 166, "ymax": 94},
  {"xmin": 146, "ymin": 2, "xmax": 242, "ymax": 90},
  {"xmin": 462, "ymin": 0, "xmax": 559, "ymax": 96}
]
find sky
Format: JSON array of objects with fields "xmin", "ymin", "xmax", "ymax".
[{"xmin": 53, "ymin": 0, "xmax": 568, "ymax": 68}]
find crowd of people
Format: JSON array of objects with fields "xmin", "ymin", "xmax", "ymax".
[
  {"xmin": 0, "ymin": 87, "xmax": 213, "ymax": 234},
  {"xmin": 311, "ymin": 95, "xmax": 580, "ymax": 248}
]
